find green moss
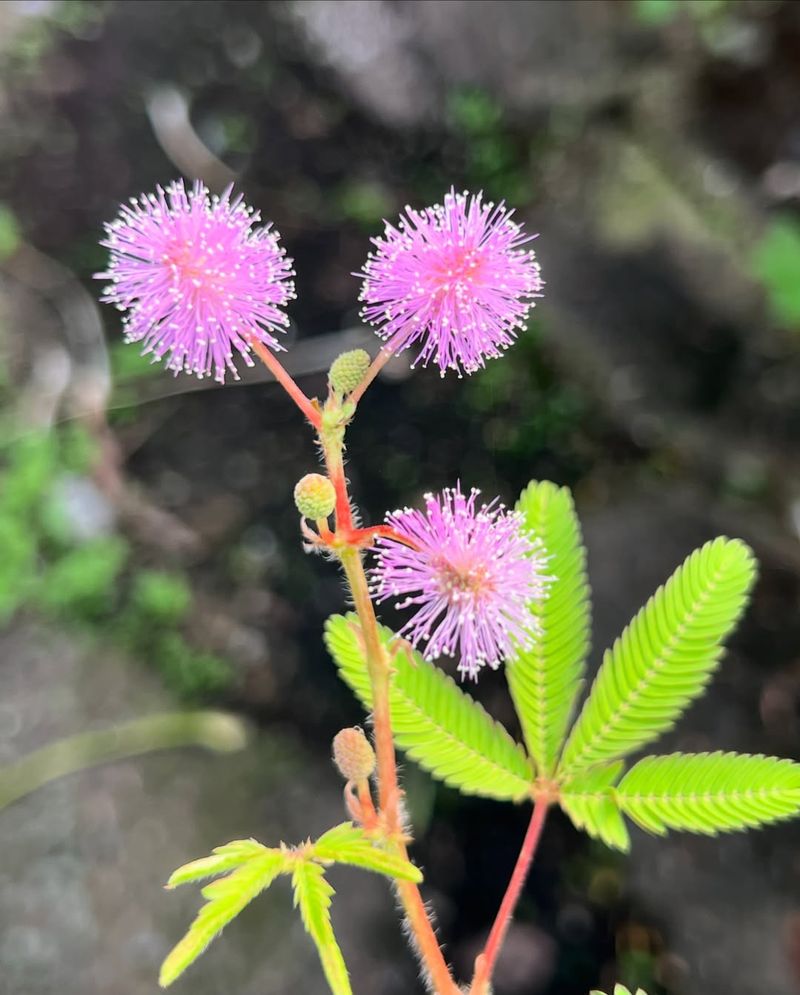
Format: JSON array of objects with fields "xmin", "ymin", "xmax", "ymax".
[{"xmin": 130, "ymin": 570, "xmax": 192, "ymax": 626}]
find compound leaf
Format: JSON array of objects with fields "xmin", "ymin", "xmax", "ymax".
[
  {"xmin": 292, "ymin": 861, "xmax": 351, "ymax": 995},
  {"xmin": 508, "ymin": 480, "xmax": 590, "ymax": 776},
  {"xmin": 160, "ymin": 849, "xmax": 287, "ymax": 987},
  {"xmin": 165, "ymin": 839, "xmax": 270, "ymax": 888},
  {"xmin": 616, "ymin": 752, "xmax": 800, "ymax": 835},
  {"xmin": 313, "ymin": 822, "xmax": 422, "ymax": 882},
  {"xmin": 325, "ymin": 614, "xmax": 534, "ymax": 802},
  {"xmin": 560, "ymin": 538, "xmax": 756, "ymax": 775},
  {"xmin": 560, "ymin": 761, "xmax": 629, "ymax": 851}
]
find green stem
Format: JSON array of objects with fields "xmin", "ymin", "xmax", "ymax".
[{"xmin": 0, "ymin": 711, "xmax": 247, "ymax": 812}]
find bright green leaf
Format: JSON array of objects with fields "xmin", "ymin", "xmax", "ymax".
[
  {"xmin": 616, "ymin": 752, "xmax": 800, "ymax": 835},
  {"xmin": 160, "ymin": 849, "xmax": 287, "ymax": 987},
  {"xmin": 560, "ymin": 538, "xmax": 756, "ymax": 775},
  {"xmin": 560, "ymin": 761, "xmax": 629, "ymax": 852},
  {"xmin": 591, "ymin": 986, "xmax": 648, "ymax": 995},
  {"xmin": 292, "ymin": 861, "xmax": 352, "ymax": 995},
  {"xmin": 325, "ymin": 614, "xmax": 534, "ymax": 801},
  {"xmin": 508, "ymin": 481, "xmax": 590, "ymax": 776},
  {"xmin": 313, "ymin": 823, "xmax": 422, "ymax": 883},
  {"xmin": 751, "ymin": 217, "xmax": 800, "ymax": 326},
  {"xmin": 165, "ymin": 840, "xmax": 271, "ymax": 888}
]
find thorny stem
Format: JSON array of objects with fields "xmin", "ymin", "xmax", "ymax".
[
  {"xmin": 470, "ymin": 799, "xmax": 550, "ymax": 995},
  {"xmin": 249, "ymin": 338, "xmax": 322, "ymax": 429}
]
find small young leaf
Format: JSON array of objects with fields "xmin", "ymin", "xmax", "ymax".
[
  {"xmin": 166, "ymin": 839, "xmax": 270, "ymax": 888},
  {"xmin": 560, "ymin": 761, "xmax": 629, "ymax": 851},
  {"xmin": 313, "ymin": 823, "xmax": 422, "ymax": 882},
  {"xmin": 159, "ymin": 850, "xmax": 287, "ymax": 987},
  {"xmin": 508, "ymin": 481, "xmax": 590, "ymax": 776},
  {"xmin": 616, "ymin": 752, "xmax": 800, "ymax": 835},
  {"xmin": 292, "ymin": 861, "xmax": 352, "ymax": 995},
  {"xmin": 325, "ymin": 614, "xmax": 534, "ymax": 801},
  {"xmin": 591, "ymin": 986, "xmax": 648, "ymax": 995},
  {"xmin": 560, "ymin": 538, "xmax": 756, "ymax": 775}
]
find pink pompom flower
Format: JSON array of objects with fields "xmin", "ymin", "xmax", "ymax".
[
  {"xmin": 358, "ymin": 189, "xmax": 542, "ymax": 376},
  {"xmin": 97, "ymin": 180, "xmax": 295, "ymax": 383},
  {"xmin": 372, "ymin": 485, "xmax": 547, "ymax": 680}
]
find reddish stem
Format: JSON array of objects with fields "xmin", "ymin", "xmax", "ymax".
[
  {"xmin": 349, "ymin": 346, "xmax": 394, "ymax": 406},
  {"xmin": 249, "ymin": 338, "xmax": 322, "ymax": 429},
  {"xmin": 471, "ymin": 799, "xmax": 550, "ymax": 995}
]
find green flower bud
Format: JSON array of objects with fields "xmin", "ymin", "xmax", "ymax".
[
  {"xmin": 294, "ymin": 473, "xmax": 336, "ymax": 519},
  {"xmin": 329, "ymin": 349, "xmax": 370, "ymax": 396},
  {"xmin": 332, "ymin": 727, "xmax": 376, "ymax": 781}
]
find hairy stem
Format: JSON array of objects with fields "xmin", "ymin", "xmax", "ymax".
[
  {"xmin": 471, "ymin": 799, "xmax": 550, "ymax": 995},
  {"xmin": 338, "ymin": 543, "xmax": 458, "ymax": 994}
]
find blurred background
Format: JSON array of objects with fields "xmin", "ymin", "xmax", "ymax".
[{"xmin": 1, "ymin": 1, "xmax": 800, "ymax": 993}]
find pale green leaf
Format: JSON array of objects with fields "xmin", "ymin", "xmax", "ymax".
[
  {"xmin": 160, "ymin": 850, "xmax": 287, "ymax": 987},
  {"xmin": 560, "ymin": 538, "xmax": 756, "ymax": 775},
  {"xmin": 165, "ymin": 839, "xmax": 270, "ymax": 888},
  {"xmin": 313, "ymin": 822, "xmax": 422, "ymax": 882},
  {"xmin": 560, "ymin": 761, "xmax": 629, "ymax": 851},
  {"xmin": 591, "ymin": 986, "xmax": 648, "ymax": 995},
  {"xmin": 616, "ymin": 752, "xmax": 800, "ymax": 835},
  {"xmin": 292, "ymin": 861, "xmax": 352, "ymax": 995},
  {"xmin": 508, "ymin": 480, "xmax": 590, "ymax": 776},
  {"xmin": 325, "ymin": 614, "xmax": 534, "ymax": 801}
]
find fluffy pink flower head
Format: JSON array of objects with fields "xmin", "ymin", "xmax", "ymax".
[
  {"xmin": 372, "ymin": 485, "xmax": 547, "ymax": 680},
  {"xmin": 97, "ymin": 180, "xmax": 295, "ymax": 383},
  {"xmin": 358, "ymin": 189, "xmax": 542, "ymax": 376}
]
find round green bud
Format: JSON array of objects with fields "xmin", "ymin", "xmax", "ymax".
[
  {"xmin": 332, "ymin": 727, "xmax": 376, "ymax": 781},
  {"xmin": 329, "ymin": 349, "xmax": 371, "ymax": 396},
  {"xmin": 294, "ymin": 473, "xmax": 336, "ymax": 519}
]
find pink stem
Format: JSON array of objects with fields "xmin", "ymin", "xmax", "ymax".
[{"xmin": 471, "ymin": 800, "xmax": 550, "ymax": 994}]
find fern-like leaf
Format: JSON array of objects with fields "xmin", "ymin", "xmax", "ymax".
[
  {"xmin": 159, "ymin": 849, "xmax": 287, "ymax": 987},
  {"xmin": 292, "ymin": 861, "xmax": 352, "ymax": 995},
  {"xmin": 508, "ymin": 481, "xmax": 590, "ymax": 776},
  {"xmin": 325, "ymin": 614, "xmax": 534, "ymax": 801},
  {"xmin": 560, "ymin": 761, "xmax": 629, "ymax": 851},
  {"xmin": 165, "ymin": 839, "xmax": 269, "ymax": 888},
  {"xmin": 313, "ymin": 822, "xmax": 422, "ymax": 882},
  {"xmin": 560, "ymin": 538, "xmax": 756, "ymax": 775},
  {"xmin": 616, "ymin": 752, "xmax": 800, "ymax": 835}
]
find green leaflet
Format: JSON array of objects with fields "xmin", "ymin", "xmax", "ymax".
[
  {"xmin": 560, "ymin": 761, "xmax": 629, "ymax": 852},
  {"xmin": 165, "ymin": 839, "xmax": 270, "ymax": 888},
  {"xmin": 325, "ymin": 613, "xmax": 534, "ymax": 801},
  {"xmin": 591, "ymin": 987, "xmax": 648, "ymax": 995},
  {"xmin": 161, "ymin": 821, "xmax": 423, "ymax": 989},
  {"xmin": 313, "ymin": 822, "xmax": 422, "ymax": 882},
  {"xmin": 616, "ymin": 752, "xmax": 800, "ymax": 835},
  {"xmin": 508, "ymin": 481, "xmax": 590, "ymax": 776},
  {"xmin": 292, "ymin": 862, "xmax": 352, "ymax": 995},
  {"xmin": 159, "ymin": 849, "xmax": 287, "ymax": 987},
  {"xmin": 560, "ymin": 538, "xmax": 756, "ymax": 775}
]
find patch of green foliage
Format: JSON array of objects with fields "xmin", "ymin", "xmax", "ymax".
[
  {"xmin": 465, "ymin": 323, "xmax": 586, "ymax": 470},
  {"xmin": 0, "ymin": 423, "xmax": 232, "ymax": 699},
  {"xmin": 446, "ymin": 88, "xmax": 530, "ymax": 203},
  {"xmin": 750, "ymin": 216, "xmax": 800, "ymax": 327}
]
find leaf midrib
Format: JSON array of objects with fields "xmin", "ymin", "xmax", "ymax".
[{"xmin": 562, "ymin": 553, "xmax": 729, "ymax": 772}]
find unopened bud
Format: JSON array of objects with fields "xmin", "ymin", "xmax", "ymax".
[
  {"xmin": 329, "ymin": 349, "xmax": 370, "ymax": 396},
  {"xmin": 332, "ymin": 727, "xmax": 376, "ymax": 781},
  {"xmin": 294, "ymin": 473, "xmax": 336, "ymax": 519}
]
